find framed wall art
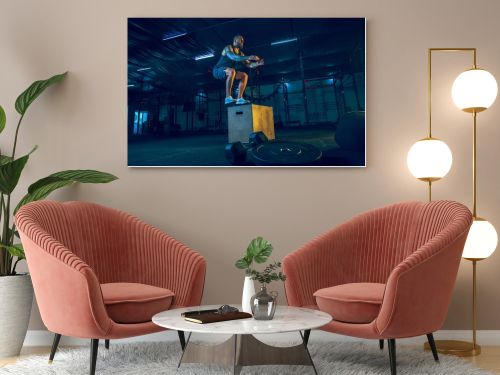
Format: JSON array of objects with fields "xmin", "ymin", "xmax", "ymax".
[{"xmin": 128, "ymin": 18, "xmax": 366, "ymax": 167}]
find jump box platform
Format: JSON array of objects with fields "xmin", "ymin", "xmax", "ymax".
[{"xmin": 227, "ymin": 104, "xmax": 275, "ymax": 143}]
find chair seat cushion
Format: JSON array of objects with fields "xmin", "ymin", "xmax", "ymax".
[
  {"xmin": 101, "ymin": 283, "xmax": 174, "ymax": 324},
  {"xmin": 313, "ymin": 283, "xmax": 385, "ymax": 324}
]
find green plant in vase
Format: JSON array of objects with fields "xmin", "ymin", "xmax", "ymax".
[
  {"xmin": 235, "ymin": 236, "xmax": 273, "ymax": 313},
  {"xmin": 248, "ymin": 261, "xmax": 286, "ymax": 285},
  {"xmin": 235, "ymin": 237, "xmax": 286, "ymax": 319},
  {"xmin": 0, "ymin": 72, "xmax": 117, "ymax": 357}
]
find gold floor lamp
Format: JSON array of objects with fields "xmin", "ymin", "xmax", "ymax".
[{"xmin": 407, "ymin": 48, "xmax": 498, "ymax": 356}]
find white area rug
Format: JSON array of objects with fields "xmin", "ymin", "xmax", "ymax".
[{"xmin": 0, "ymin": 341, "xmax": 494, "ymax": 374}]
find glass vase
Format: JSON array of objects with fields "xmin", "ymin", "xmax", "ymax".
[{"xmin": 250, "ymin": 285, "xmax": 278, "ymax": 320}]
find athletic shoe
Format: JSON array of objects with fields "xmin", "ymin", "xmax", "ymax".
[
  {"xmin": 235, "ymin": 98, "xmax": 251, "ymax": 105},
  {"xmin": 225, "ymin": 96, "xmax": 236, "ymax": 105}
]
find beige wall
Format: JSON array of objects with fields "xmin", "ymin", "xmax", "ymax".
[{"xmin": 1, "ymin": 0, "xmax": 500, "ymax": 331}]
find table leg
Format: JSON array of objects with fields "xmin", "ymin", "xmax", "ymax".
[
  {"xmin": 177, "ymin": 332, "xmax": 192, "ymax": 368},
  {"xmin": 177, "ymin": 330, "xmax": 186, "ymax": 350},
  {"xmin": 303, "ymin": 329, "xmax": 311, "ymax": 347},
  {"xmin": 233, "ymin": 334, "xmax": 241, "ymax": 375},
  {"xmin": 178, "ymin": 332, "xmax": 317, "ymax": 373},
  {"xmin": 300, "ymin": 331, "xmax": 318, "ymax": 375}
]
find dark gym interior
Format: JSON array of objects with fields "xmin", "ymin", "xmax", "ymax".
[{"xmin": 128, "ymin": 18, "xmax": 366, "ymax": 166}]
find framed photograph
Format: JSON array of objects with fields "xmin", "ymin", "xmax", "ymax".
[{"xmin": 128, "ymin": 18, "xmax": 365, "ymax": 167}]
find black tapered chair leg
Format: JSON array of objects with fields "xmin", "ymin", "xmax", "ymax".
[
  {"xmin": 426, "ymin": 333, "xmax": 439, "ymax": 362},
  {"xmin": 105, "ymin": 339, "xmax": 110, "ymax": 350},
  {"xmin": 177, "ymin": 330, "xmax": 186, "ymax": 350},
  {"xmin": 90, "ymin": 339, "xmax": 99, "ymax": 375},
  {"xmin": 48, "ymin": 333, "xmax": 62, "ymax": 363},
  {"xmin": 379, "ymin": 339, "xmax": 384, "ymax": 350},
  {"xmin": 388, "ymin": 339, "xmax": 396, "ymax": 375},
  {"xmin": 303, "ymin": 329, "xmax": 311, "ymax": 347}
]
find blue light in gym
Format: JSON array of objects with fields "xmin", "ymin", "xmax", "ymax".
[
  {"xmin": 162, "ymin": 32, "xmax": 187, "ymax": 41},
  {"xmin": 194, "ymin": 53, "xmax": 215, "ymax": 61},
  {"xmin": 271, "ymin": 37, "xmax": 298, "ymax": 46},
  {"xmin": 127, "ymin": 84, "xmax": 135, "ymax": 87},
  {"xmin": 137, "ymin": 67, "xmax": 151, "ymax": 72}
]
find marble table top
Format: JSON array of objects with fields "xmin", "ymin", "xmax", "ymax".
[{"xmin": 152, "ymin": 305, "xmax": 332, "ymax": 335}]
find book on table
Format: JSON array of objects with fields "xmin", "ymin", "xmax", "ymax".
[{"xmin": 182, "ymin": 309, "xmax": 252, "ymax": 324}]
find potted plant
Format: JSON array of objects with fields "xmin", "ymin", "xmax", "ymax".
[
  {"xmin": 0, "ymin": 72, "xmax": 117, "ymax": 358},
  {"xmin": 235, "ymin": 237, "xmax": 273, "ymax": 312},
  {"xmin": 235, "ymin": 237, "xmax": 286, "ymax": 317}
]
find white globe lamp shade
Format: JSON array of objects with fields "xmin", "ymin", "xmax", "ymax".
[
  {"xmin": 407, "ymin": 138, "xmax": 453, "ymax": 181},
  {"xmin": 452, "ymin": 69, "xmax": 498, "ymax": 113},
  {"xmin": 462, "ymin": 218, "xmax": 498, "ymax": 259}
]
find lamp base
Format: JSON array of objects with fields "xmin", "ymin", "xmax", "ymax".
[{"xmin": 424, "ymin": 340, "xmax": 481, "ymax": 357}]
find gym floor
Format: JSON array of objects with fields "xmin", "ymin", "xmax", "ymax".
[{"xmin": 128, "ymin": 124, "xmax": 363, "ymax": 167}]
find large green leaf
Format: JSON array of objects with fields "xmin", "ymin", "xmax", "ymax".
[
  {"xmin": 0, "ymin": 105, "xmax": 5, "ymax": 134},
  {"xmin": 28, "ymin": 170, "xmax": 117, "ymax": 193},
  {"xmin": 14, "ymin": 169, "xmax": 118, "ymax": 214},
  {"xmin": 235, "ymin": 258, "xmax": 250, "ymax": 269},
  {"xmin": 0, "ymin": 147, "xmax": 37, "ymax": 194},
  {"xmin": 50, "ymin": 169, "xmax": 118, "ymax": 183},
  {"xmin": 0, "ymin": 244, "xmax": 25, "ymax": 260},
  {"xmin": 15, "ymin": 72, "xmax": 67, "ymax": 115},
  {"xmin": 246, "ymin": 237, "xmax": 273, "ymax": 264},
  {"xmin": 17, "ymin": 180, "xmax": 73, "ymax": 211}
]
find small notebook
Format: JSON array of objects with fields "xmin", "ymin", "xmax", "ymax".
[{"xmin": 182, "ymin": 310, "xmax": 252, "ymax": 324}]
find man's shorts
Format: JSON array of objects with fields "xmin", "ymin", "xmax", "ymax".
[{"xmin": 213, "ymin": 66, "xmax": 227, "ymax": 80}]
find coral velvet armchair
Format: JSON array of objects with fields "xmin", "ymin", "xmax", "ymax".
[
  {"xmin": 15, "ymin": 201, "xmax": 206, "ymax": 375},
  {"xmin": 283, "ymin": 200, "xmax": 472, "ymax": 375}
]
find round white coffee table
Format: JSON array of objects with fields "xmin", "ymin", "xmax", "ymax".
[{"xmin": 153, "ymin": 305, "xmax": 331, "ymax": 375}]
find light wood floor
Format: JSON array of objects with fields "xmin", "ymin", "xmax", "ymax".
[
  {"xmin": 2, "ymin": 345, "xmax": 500, "ymax": 372},
  {"xmin": 465, "ymin": 346, "xmax": 500, "ymax": 373}
]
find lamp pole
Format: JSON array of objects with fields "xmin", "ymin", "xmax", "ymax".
[
  {"xmin": 472, "ymin": 111, "xmax": 477, "ymax": 218},
  {"xmin": 423, "ymin": 47, "xmax": 484, "ymax": 357}
]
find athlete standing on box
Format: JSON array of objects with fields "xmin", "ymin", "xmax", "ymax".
[{"xmin": 212, "ymin": 35, "xmax": 264, "ymax": 105}]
